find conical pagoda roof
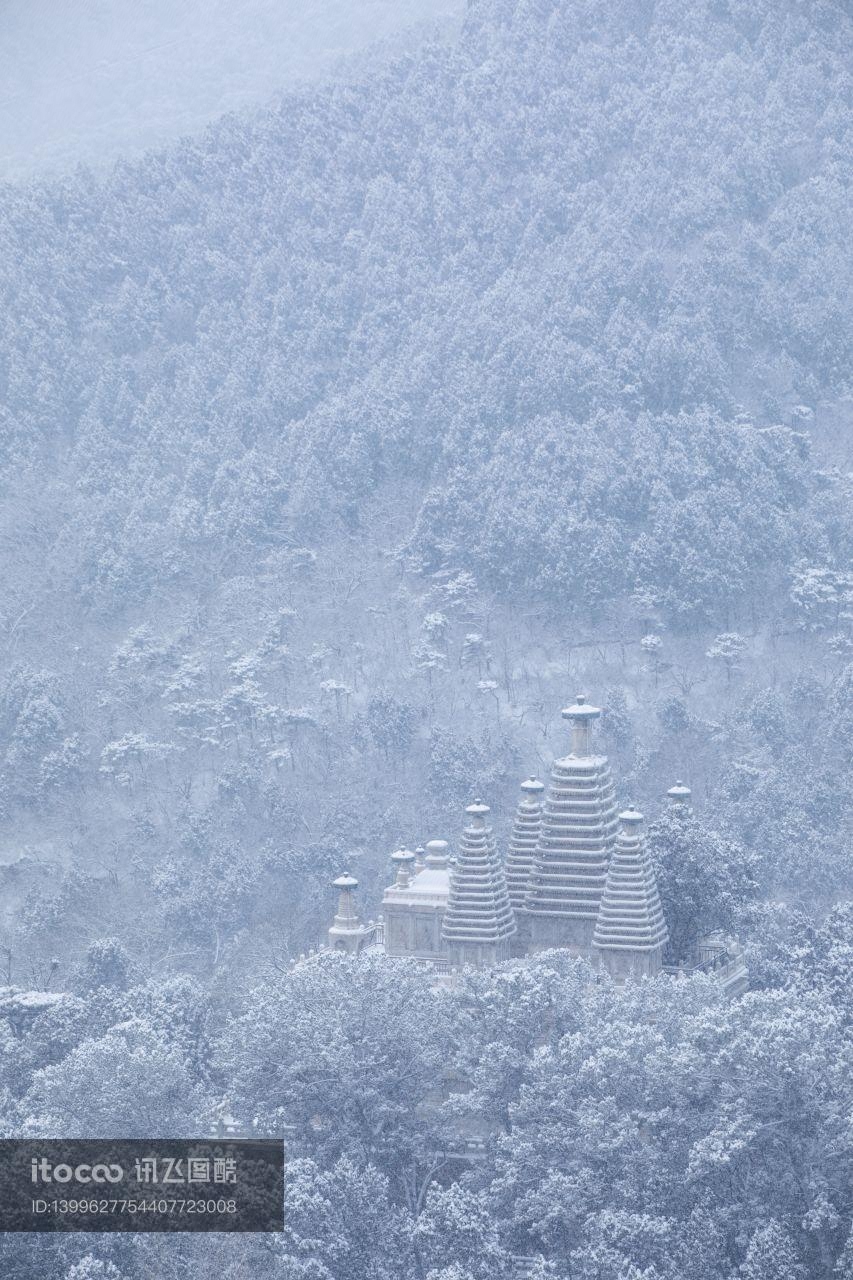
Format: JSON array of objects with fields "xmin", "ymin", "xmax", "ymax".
[
  {"xmin": 442, "ymin": 800, "xmax": 516, "ymax": 945},
  {"xmin": 506, "ymin": 777, "xmax": 545, "ymax": 910},
  {"xmin": 592, "ymin": 808, "xmax": 669, "ymax": 953}
]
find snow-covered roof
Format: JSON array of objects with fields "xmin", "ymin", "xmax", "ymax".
[{"xmin": 383, "ymin": 865, "xmax": 450, "ymax": 907}]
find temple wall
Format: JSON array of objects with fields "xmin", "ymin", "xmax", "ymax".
[
  {"xmin": 385, "ymin": 905, "xmax": 445, "ymax": 960},
  {"xmin": 527, "ymin": 913, "xmax": 596, "ymax": 954},
  {"xmin": 596, "ymin": 947, "xmax": 663, "ymax": 980}
]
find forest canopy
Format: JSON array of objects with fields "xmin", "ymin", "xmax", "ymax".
[{"xmin": 0, "ymin": 0, "xmax": 850, "ymax": 622}]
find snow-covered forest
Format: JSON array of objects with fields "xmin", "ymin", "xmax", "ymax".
[
  {"xmin": 1, "ymin": 0, "xmax": 852, "ymax": 1276},
  {"xmin": 0, "ymin": 0, "xmax": 461, "ymax": 179}
]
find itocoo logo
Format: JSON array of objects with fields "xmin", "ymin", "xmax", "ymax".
[{"xmin": 31, "ymin": 1158, "xmax": 123, "ymax": 1184}]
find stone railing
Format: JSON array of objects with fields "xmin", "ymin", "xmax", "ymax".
[
  {"xmin": 664, "ymin": 940, "xmax": 748, "ymax": 997},
  {"xmin": 361, "ymin": 919, "xmax": 385, "ymax": 948}
]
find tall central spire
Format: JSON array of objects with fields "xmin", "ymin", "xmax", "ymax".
[
  {"xmin": 524, "ymin": 695, "xmax": 619, "ymax": 953},
  {"xmin": 441, "ymin": 800, "xmax": 516, "ymax": 967}
]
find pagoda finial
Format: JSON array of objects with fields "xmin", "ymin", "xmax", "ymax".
[
  {"xmin": 332, "ymin": 871, "xmax": 358, "ymax": 903},
  {"xmin": 390, "ymin": 847, "xmax": 416, "ymax": 888},
  {"xmin": 666, "ymin": 780, "xmax": 693, "ymax": 810},
  {"xmin": 561, "ymin": 693, "xmax": 601, "ymax": 757},
  {"xmin": 425, "ymin": 839, "xmax": 450, "ymax": 867},
  {"xmin": 414, "ymin": 845, "xmax": 426, "ymax": 873},
  {"xmin": 465, "ymin": 799, "xmax": 490, "ymax": 828}
]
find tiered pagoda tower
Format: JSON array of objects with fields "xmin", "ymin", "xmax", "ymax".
[
  {"xmin": 592, "ymin": 807, "xmax": 669, "ymax": 977},
  {"xmin": 505, "ymin": 777, "xmax": 545, "ymax": 911},
  {"xmin": 441, "ymin": 800, "xmax": 516, "ymax": 967},
  {"xmin": 523, "ymin": 696, "xmax": 619, "ymax": 953}
]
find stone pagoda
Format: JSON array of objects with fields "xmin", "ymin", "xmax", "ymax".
[
  {"xmin": 505, "ymin": 777, "xmax": 545, "ymax": 914},
  {"xmin": 440, "ymin": 801, "xmax": 516, "ymax": 967},
  {"xmin": 592, "ymin": 806, "xmax": 668, "ymax": 977},
  {"xmin": 327, "ymin": 873, "xmax": 368, "ymax": 954},
  {"xmin": 520, "ymin": 696, "xmax": 619, "ymax": 954}
]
